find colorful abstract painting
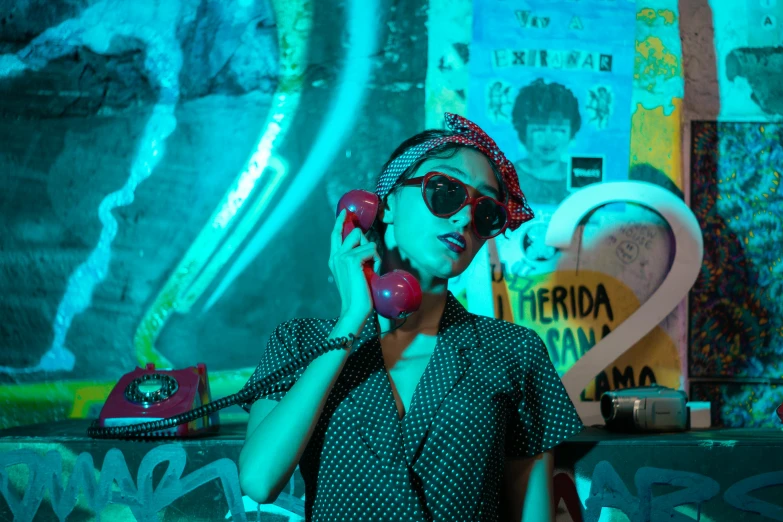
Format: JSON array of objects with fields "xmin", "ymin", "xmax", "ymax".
[{"xmin": 689, "ymin": 121, "xmax": 783, "ymax": 426}]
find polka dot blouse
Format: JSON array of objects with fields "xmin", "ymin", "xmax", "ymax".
[{"xmin": 240, "ymin": 291, "xmax": 585, "ymax": 521}]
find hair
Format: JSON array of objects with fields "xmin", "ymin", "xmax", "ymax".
[
  {"xmin": 511, "ymin": 78, "xmax": 581, "ymax": 146},
  {"xmin": 367, "ymin": 129, "xmax": 508, "ymax": 258}
]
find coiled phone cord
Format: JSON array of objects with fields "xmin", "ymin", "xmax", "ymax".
[{"xmin": 86, "ymin": 333, "xmax": 356, "ymax": 439}]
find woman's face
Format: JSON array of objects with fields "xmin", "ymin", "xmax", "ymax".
[
  {"xmin": 383, "ymin": 148, "xmax": 502, "ymax": 283},
  {"xmin": 524, "ymin": 117, "xmax": 572, "ymax": 163}
]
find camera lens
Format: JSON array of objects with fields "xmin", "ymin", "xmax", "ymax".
[{"xmin": 600, "ymin": 393, "xmax": 615, "ymax": 421}]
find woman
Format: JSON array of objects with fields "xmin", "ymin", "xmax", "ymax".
[{"xmin": 238, "ymin": 113, "xmax": 584, "ymax": 522}]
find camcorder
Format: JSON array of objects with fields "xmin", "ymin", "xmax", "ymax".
[{"xmin": 600, "ymin": 384, "xmax": 694, "ymax": 432}]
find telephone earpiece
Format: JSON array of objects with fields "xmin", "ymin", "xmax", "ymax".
[{"xmin": 337, "ymin": 190, "xmax": 422, "ymax": 319}]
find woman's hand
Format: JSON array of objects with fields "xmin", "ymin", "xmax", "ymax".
[{"xmin": 328, "ymin": 209, "xmax": 381, "ymax": 333}]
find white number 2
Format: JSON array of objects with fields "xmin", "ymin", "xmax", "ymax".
[{"xmin": 545, "ymin": 181, "xmax": 704, "ymax": 425}]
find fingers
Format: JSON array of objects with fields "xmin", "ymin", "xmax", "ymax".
[
  {"xmin": 340, "ymin": 228, "xmax": 363, "ymax": 252},
  {"xmin": 329, "ymin": 209, "xmax": 379, "ymax": 280},
  {"xmin": 359, "ymin": 243, "xmax": 380, "ymax": 269},
  {"xmin": 330, "ymin": 208, "xmax": 347, "ymax": 255},
  {"xmin": 339, "ymin": 242, "xmax": 378, "ymax": 266},
  {"xmin": 331, "ymin": 210, "xmax": 368, "ymax": 253}
]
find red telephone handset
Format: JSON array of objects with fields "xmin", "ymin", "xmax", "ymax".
[{"xmin": 337, "ymin": 190, "xmax": 422, "ymax": 319}]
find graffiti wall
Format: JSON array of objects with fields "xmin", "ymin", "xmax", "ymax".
[
  {"xmin": 552, "ymin": 433, "xmax": 783, "ymax": 522},
  {"xmin": 2, "ymin": 421, "xmax": 779, "ymax": 522},
  {"xmin": 0, "ymin": 0, "xmax": 429, "ymax": 428},
  {"xmin": 1, "ymin": 0, "xmax": 782, "ymax": 518},
  {"xmin": 0, "ymin": 424, "xmax": 304, "ymax": 522},
  {"xmin": 0, "ymin": 2, "xmax": 776, "ymax": 425}
]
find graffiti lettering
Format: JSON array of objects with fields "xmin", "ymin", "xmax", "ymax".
[
  {"xmin": 724, "ymin": 471, "xmax": 783, "ymax": 520},
  {"xmin": 545, "ymin": 324, "xmax": 611, "ymax": 366},
  {"xmin": 555, "ymin": 463, "xmax": 783, "ymax": 522},
  {"xmin": 619, "ymin": 224, "xmax": 657, "ymax": 250},
  {"xmin": 586, "ymin": 462, "xmax": 721, "ymax": 522},
  {"xmin": 517, "ymin": 284, "xmax": 614, "ymax": 323},
  {"xmin": 0, "ymin": 444, "xmax": 246, "ymax": 522}
]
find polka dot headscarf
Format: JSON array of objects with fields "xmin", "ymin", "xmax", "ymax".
[{"xmin": 375, "ymin": 112, "xmax": 535, "ymax": 231}]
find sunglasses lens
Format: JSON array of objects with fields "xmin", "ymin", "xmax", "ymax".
[
  {"xmin": 474, "ymin": 198, "xmax": 507, "ymax": 238},
  {"xmin": 423, "ymin": 174, "xmax": 508, "ymax": 238},
  {"xmin": 424, "ymin": 175, "xmax": 467, "ymax": 215}
]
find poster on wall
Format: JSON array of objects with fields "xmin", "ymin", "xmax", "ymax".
[
  {"xmin": 713, "ymin": 1, "xmax": 783, "ymax": 120},
  {"xmin": 468, "ymin": 0, "xmax": 636, "ymax": 209}
]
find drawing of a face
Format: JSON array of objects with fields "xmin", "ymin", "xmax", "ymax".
[{"xmin": 525, "ymin": 117, "xmax": 572, "ymax": 163}]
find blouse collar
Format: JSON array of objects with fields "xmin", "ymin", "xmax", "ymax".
[{"xmin": 344, "ymin": 290, "xmax": 480, "ymax": 468}]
